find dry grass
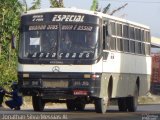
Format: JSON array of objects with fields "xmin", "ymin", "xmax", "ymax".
[{"xmin": 138, "ymin": 93, "xmax": 160, "ymax": 104}]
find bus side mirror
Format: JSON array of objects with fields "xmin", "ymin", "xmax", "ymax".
[{"xmin": 11, "ymin": 34, "xmax": 16, "ymax": 49}]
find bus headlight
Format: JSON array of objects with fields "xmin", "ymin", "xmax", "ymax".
[
  {"xmin": 84, "ymin": 74, "xmax": 91, "ymax": 78},
  {"xmin": 23, "ymin": 73, "xmax": 29, "ymax": 78}
]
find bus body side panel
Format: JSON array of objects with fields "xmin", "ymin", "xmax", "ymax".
[{"xmin": 101, "ymin": 51, "xmax": 151, "ymax": 98}]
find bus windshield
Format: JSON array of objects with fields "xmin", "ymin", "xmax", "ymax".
[
  {"xmin": 60, "ymin": 24, "xmax": 99, "ymax": 59},
  {"xmin": 19, "ymin": 24, "xmax": 100, "ymax": 61}
]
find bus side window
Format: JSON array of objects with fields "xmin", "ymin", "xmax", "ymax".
[
  {"xmin": 103, "ymin": 25, "xmax": 109, "ymax": 50},
  {"xmin": 103, "ymin": 25, "xmax": 106, "ymax": 49}
]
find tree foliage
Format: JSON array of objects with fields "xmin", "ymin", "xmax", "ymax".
[
  {"xmin": 29, "ymin": 0, "xmax": 64, "ymax": 10},
  {"xmin": 0, "ymin": 0, "xmax": 23, "ymax": 85},
  {"xmin": 50, "ymin": 0, "xmax": 64, "ymax": 8},
  {"xmin": 90, "ymin": 0, "xmax": 98, "ymax": 11},
  {"xmin": 29, "ymin": 0, "xmax": 41, "ymax": 10}
]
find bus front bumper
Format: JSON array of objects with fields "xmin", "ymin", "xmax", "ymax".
[{"xmin": 19, "ymin": 78, "xmax": 101, "ymax": 99}]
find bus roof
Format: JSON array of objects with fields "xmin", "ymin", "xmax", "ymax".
[
  {"xmin": 22, "ymin": 8, "xmax": 98, "ymax": 16},
  {"xmin": 22, "ymin": 8, "xmax": 150, "ymax": 29}
]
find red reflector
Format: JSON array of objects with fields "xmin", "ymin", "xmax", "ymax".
[
  {"xmin": 73, "ymin": 90, "xmax": 88, "ymax": 95},
  {"xmin": 91, "ymin": 74, "xmax": 100, "ymax": 80}
]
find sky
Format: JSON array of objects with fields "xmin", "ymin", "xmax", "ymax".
[{"xmin": 26, "ymin": 0, "xmax": 160, "ymax": 38}]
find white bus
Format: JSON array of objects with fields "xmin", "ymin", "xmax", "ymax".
[{"xmin": 18, "ymin": 8, "xmax": 151, "ymax": 113}]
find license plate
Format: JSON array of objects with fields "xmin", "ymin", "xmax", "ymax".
[{"xmin": 43, "ymin": 80, "xmax": 68, "ymax": 88}]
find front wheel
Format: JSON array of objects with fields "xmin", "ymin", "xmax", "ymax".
[
  {"xmin": 94, "ymin": 97, "xmax": 109, "ymax": 114},
  {"xmin": 75, "ymin": 101, "xmax": 85, "ymax": 111},
  {"xmin": 66, "ymin": 99, "xmax": 76, "ymax": 111},
  {"xmin": 32, "ymin": 96, "xmax": 45, "ymax": 111}
]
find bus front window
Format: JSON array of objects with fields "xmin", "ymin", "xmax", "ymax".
[
  {"xmin": 19, "ymin": 30, "xmax": 58, "ymax": 58},
  {"xmin": 19, "ymin": 24, "xmax": 100, "ymax": 61},
  {"xmin": 60, "ymin": 25, "xmax": 99, "ymax": 59}
]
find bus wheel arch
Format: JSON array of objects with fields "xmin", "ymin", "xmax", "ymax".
[
  {"xmin": 108, "ymin": 76, "xmax": 113, "ymax": 99},
  {"xmin": 136, "ymin": 77, "xmax": 140, "ymax": 95},
  {"xmin": 94, "ymin": 76, "xmax": 113, "ymax": 113},
  {"xmin": 126, "ymin": 76, "xmax": 139, "ymax": 112}
]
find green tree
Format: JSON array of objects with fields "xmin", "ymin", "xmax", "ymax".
[
  {"xmin": 28, "ymin": 0, "xmax": 64, "ymax": 10},
  {"xmin": 90, "ymin": 0, "xmax": 98, "ymax": 11},
  {"xmin": 50, "ymin": 0, "xmax": 64, "ymax": 8},
  {"xmin": 0, "ymin": 0, "xmax": 23, "ymax": 85},
  {"xmin": 29, "ymin": 0, "xmax": 41, "ymax": 10}
]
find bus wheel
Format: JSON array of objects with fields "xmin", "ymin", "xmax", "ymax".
[
  {"xmin": 94, "ymin": 97, "xmax": 108, "ymax": 114},
  {"xmin": 75, "ymin": 102, "xmax": 85, "ymax": 111},
  {"xmin": 32, "ymin": 96, "xmax": 45, "ymax": 111},
  {"xmin": 126, "ymin": 85, "xmax": 138, "ymax": 112},
  {"xmin": 66, "ymin": 99, "xmax": 76, "ymax": 111},
  {"xmin": 118, "ymin": 98, "xmax": 127, "ymax": 112}
]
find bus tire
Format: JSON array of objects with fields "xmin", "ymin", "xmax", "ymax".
[
  {"xmin": 126, "ymin": 85, "xmax": 138, "ymax": 112},
  {"xmin": 32, "ymin": 96, "xmax": 45, "ymax": 111},
  {"xmin": 66, "ymin": 99, "xmax": 76, "ymax": 111},
  {"xmin": 94, "ymin": 97, "xmax": 108, "ymax": 114},
  {"xmin": 118, "ymin": 98, "xmax": 127, "ymax": 112},
  {"xmin": 75, "ymin": 102, "xmax": 85, "ymax": 111}
]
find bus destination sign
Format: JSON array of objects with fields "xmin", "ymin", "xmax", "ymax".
[
  {"xmin": 52, "ymin": 15, "xmax": 85, "ymax": 22},
  {"xmin": 21, "ymin": 13, "xmax": 99, "ymax": 24},
  {"xmin": 31, "ymin": 14, "xmax": 84, "ymax": 22}
]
